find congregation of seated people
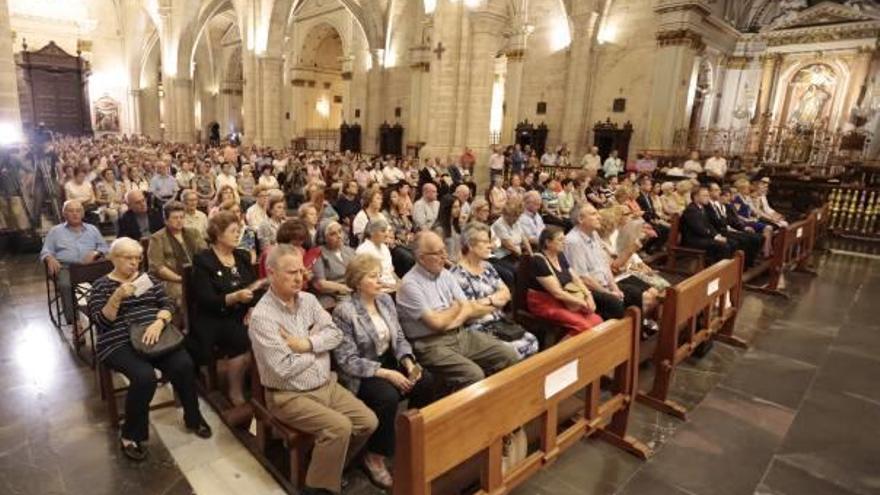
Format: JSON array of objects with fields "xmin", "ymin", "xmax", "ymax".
[{"xmin": 36, "ymin": 134, "xmax": 792, "ymax": 494}]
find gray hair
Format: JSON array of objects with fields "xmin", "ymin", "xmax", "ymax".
[
  {"xmin": 364, "ymin": 218, "xmax": 389, "ymax": 238},
  {"xmin": 267, "ymin": 243, "xmax": 301, "ymax": 271},
  {"xmin": 181, "ymin": 189, "xmax": 198, "ymax": 201},
  {"xmin": 125, "ymin": 189, "xmax": 145, "ymax": 203},
  {"xmin": 322, "ymin": 220, "xmax": 343, "ymax": 237},
  {"xmin": 460, "ymin": 222, "xmax": 491, "ymax": 251},
  {"xmin": 109, "ymin": 237, "xmax": 143, "ymax": 257}
]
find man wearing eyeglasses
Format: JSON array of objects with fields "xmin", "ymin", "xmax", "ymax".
[{"xmin": 396, "ymin": 231, "xmax": 519, "ymax": 391}]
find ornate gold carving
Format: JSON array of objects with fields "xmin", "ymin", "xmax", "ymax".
[
  {"xmin": 765, "ymin": 27, "xmax": 880, "ymax": 47},
  {"xmin": 656, "ymin": 29, "xmax": 705, "ymax": 51},
  {"xmin": 724, "ymin": 56, "xmax": 752, "ymax": 69},
  {"xmin": 654, "ymin": 3, "xmax": 711, "ymax": 17},
  {"xmin": 77, "ymin": 39, "xmax": 92, "ymax": 53},
  {"xmin": 505, "ymin": 48, "xmax": 526, "ymax": 61},
  {"xmin": 409, "ymin": 62, "xmax": 430, "ymax": 72}
]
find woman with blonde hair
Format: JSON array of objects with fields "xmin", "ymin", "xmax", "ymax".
[{"xmin": 597, "ymin": 207, "xmax": 670, "ymax": 292}]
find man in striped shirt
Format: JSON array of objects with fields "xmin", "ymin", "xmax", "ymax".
[{"xmin": 249, "ymin": 244, "xmax": 377, "ymax": 495}]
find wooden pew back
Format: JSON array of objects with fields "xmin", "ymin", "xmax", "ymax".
[
  {"xmin": 664, "ymin": 213, "xmax": 706, "ymax": 274},
  {"xmin": 393, "ymin": 308, "xmax": 650, "ymax": 495},
  {"xmin": 639, "ymin": 251, "xmax": 746, "ymax": 419}
]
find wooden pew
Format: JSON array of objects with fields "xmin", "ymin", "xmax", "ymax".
[
  {"xmin": 638, "ymin": 252, "xmax": 747, "ymax": 419},
  {"xmin": 393, "ymin": 308, "xmax": 651, "ymax": 495},
  {"xmin": 745, "ymin": 212, "xmax": 817, "ymax": 298},
  {"xmin": 663, "ymin": 214, "xmax": 707, "ymax": 275}
]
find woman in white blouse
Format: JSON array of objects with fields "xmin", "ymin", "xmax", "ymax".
[{"xmin": 355, "ymin": 219, "xmax": 398, "ymax": 290}]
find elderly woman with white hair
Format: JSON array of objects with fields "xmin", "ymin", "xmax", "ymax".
[
  {"xmin": 355, "ymin": 219, "xmax": 398, "ymax": 289},
  {"xmin": 313, "ymin": 220, "xmax": 356, "ymax": 307},
  {"xmin": 451, "ymin": 223, "xmax": 539, "ymax": 357},
  {"xmin": 88, "ymin": 237, "xmax": 211, "ymax": 462}
]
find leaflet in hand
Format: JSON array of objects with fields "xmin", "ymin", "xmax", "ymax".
[{"xmin": 132, "ymin": 273, "xmax": 154, "ymax": 297}]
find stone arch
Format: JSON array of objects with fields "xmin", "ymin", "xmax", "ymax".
[
  {"xmin": 265, "ymin": 0, "xmax": 379, "ymax": 59},
  {"xmin": 176, "ymin": 0, "xmax": 243, "ymax": 79},
  {"xmin": 297, "ymin": 22, "xmax": 345, "ymax": 69}
]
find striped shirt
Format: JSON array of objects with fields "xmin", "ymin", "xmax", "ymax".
[
  {"xmin": 88, "ymin": 274, "xmax": 174, "ymax": 361},
  {"xmin": 249, "ymin": 289, "xmax": 342, "ymax": 391}
]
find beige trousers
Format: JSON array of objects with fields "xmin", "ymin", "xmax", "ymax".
[{"xmin": 268, "ymin": 379, "xmax": 378, "ymax": 493}]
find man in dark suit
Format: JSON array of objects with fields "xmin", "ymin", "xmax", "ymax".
[
  {"xmin": 680, "ymin": 186, "xmax": 737, "ymax": 264},
  {"xmin": 705, "ymin": 183, "xmax": 762, "ymax": 267},
  {"xmin": 636, "ymin": 175, "xmax": 669, "ymax": 253},
  {"xmin": 117, "ymin": 189, "xmax": 165, "ymax": 240}
]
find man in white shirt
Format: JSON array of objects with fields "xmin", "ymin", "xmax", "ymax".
[
  {"xmin": 412, "ymin": 183, "xmax": 440, "ymax": 231},
  {"xmin": 603, "ymin": 150, "xmax": 623, "ymax": 178},
  {"xmin": 246, "ymin": 186, "xmax": 271, "ymax": 227},
  {"xmin": 704, "ymin": 150, "xmax": 727, "ymax": 180},
  {"xmin": 581, "ymin": 146, "xmax": 601, "ymax": 172},
  {"xmin": 682, "ymin": 150, "xmax": 703, "ymax": 178},
  {"xmin": 381, "ymin": 160, "xmax": 405, "ymax": 187},
  {"xmin": 488, "ymin": 146, "xmax": 505, "ymax": 183},
  {"xmin": 540, "ymin": 150, "xmax": 558, "ymax": 167}
]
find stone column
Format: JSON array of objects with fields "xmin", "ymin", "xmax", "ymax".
[
  {"xmin": 560, "ymin": 10, "xmax": 599, "ymax": 156},
  {"xmin": 408, "ymin": 38, "xmax": 431, "ymax": 146},
  {"xmin": 465, "ymin": 10, "xmax": 504, "ymax": 189},
  {"xmin": 646, "ymin": 29, "xmax": 704, "ymax": 149},
  {"xmin": 840, "ymin": 47, "xmax": 875, "ymax": 129},
  {"xmin": 0, "ymin": 0, "xmax": 21, "ymax": 135},
  {"xmin": 340, "ymin": 55, "xmax": 355, "ymax": 122},
  {"xmin": 501, "ymin": 26, "xmax": 531, "ymax": 145},
  {"xmin": 258, "ymin": 55, "xmax": 283, "ymax": 147},
  {"xmin": 364, "ymin": 49, "xmax": 385, "ymax": 155},
  {"xmin": 755, "ymin": 53, "xmax": 781, "ymax": 123},
  {"xmin": 169, "ymin": 78, "xmax": 195, "ymax": 143},
  {"xmin": 241, "ymin": 50, "xmax": 258, "ymax": 146},
  {"xmin": 128, "ymin": 89, "xmax": 142, "ymax": 135}
]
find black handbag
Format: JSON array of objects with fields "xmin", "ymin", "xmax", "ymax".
[
  {"xmin": 484, "ymin": 318, "xmax": 526, "ymax": 342},
  {"xmin": 130, "ymin": 320, "xmax": 184, "ymax": 358}
]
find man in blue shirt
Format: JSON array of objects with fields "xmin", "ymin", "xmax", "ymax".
[
  {"xmin": 40, "ymin": 200, "xmax": 109, "ymax": 322},
  {"xmin": 149, "ymin": 162, "xmax": 179, "ymax": 206},
  {"xmin": 518, "ymin": 191, "xmax": 545, "ymax": 248}
]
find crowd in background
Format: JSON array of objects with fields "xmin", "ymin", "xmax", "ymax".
[{"xmin": 35, "ymin": 134, "xmax": 789, "ymax": 495}]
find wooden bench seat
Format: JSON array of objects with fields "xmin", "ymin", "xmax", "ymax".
[
  {"xmin": 638, "ymin": 251, "xmax": 748, "ymax": 419},
  {"xmin": 744, "ymin": 211, "xmax": 818, "ymax": 298},
  {"xmin": 663, "ymin": 214, "xmax": 707, "ymax": 275},
  {"xmin": 393, "ymin": 308, "xmax": 651, "ymax": 495}
]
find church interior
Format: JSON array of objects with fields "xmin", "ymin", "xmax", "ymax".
[{"xmin": 0, "ymin": 0, "xmax": 879, "ymax": 494}]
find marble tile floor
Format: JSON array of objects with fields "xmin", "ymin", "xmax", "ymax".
[{"xmin": 1, "ymin": 249, "xmax": 879, "ymax": 495}]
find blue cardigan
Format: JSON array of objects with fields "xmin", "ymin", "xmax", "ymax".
[{"xmin": 331, "ymin": 292, "xmax": 415, "ymax": 393}]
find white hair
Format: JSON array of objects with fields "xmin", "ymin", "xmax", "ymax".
[{"xmin": 109, "ymin": 237, "xmax": 143, "ymax": 257}]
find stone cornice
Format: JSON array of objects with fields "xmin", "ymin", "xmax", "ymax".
[
  {"xmin": 654, "ymin": 0, "xmax": 712, "ymax": 17},
  {"xmin": 656, "ymin": 28, "xmax": 706, "ymax": 51},
  {"xmin": 760, "ymin": 21, "xmax": 880, "ymax": 47}
]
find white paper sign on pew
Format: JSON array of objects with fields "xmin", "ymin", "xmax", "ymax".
[
  {"xmin": 545, "ymin": 359, "xmax": 579, "ymax": 399},
  {"xmin": 707, "ymin": 278, "xmax": 720, "ymax": 296},
  {"xmin": 796, "ymin": 227, "xmax": 803, "ymax": 238}
]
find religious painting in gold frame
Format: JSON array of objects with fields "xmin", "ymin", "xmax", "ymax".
[{"xmin": 782, "ymin": 63, "xmax": 837, "ymax": 129}]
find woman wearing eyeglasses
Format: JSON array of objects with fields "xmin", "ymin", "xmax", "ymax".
[{"xmin": 190, "ymin": 211, "xmax": 264, "ymax": 406}]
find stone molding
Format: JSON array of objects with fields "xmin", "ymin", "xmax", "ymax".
[
  {"xmin": 762, "ymin": 23, "xmax": 880, "ymax": 47},
  {"xmin": 656, "ymin": 29, "xmax": 706, "ymax": 51},
  {"xmin": 654, "ymin": 0, "xmax": 711, "ymax": 17},
  {"xmin": 723, "ymin": 55, "xmax": 752, "ymax": 69},
  {"xmin": 505, "ymin": 48, "xmax": 526, "ymax": 62}
]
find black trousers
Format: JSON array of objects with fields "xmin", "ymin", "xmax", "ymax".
[
  {"xmin": 726, "ymin": 231, "xmax": 762, "ymax": 267},
  {"xmin": 645, "ymin": 222, "xmax": 669, "ymax": 254},
  {"xmin": 356, "ymin": 352, "xmax": 436, "ymax": 457},
  {"xmin": 685, "ymin": 238, "xmax": 735, "ymax": 265},
  {"xmin": 593, "ymin": 289, "xmax": 625, "ymax": 320},
  {"xmin": 103, "ymin": 344, "xmax": 203, "ymax": 442}
]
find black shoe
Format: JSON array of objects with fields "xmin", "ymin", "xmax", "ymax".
[
  {"xmin": 187, "ymin": 421, "xmax": 213, "ymax": 439},
  {"xmin": 120, "ymin": 438, "xmax": 148, "ymax": 461},
  {"xmin": 693, "ymin": 340, "xmax": 714, "ymax": 358}
]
